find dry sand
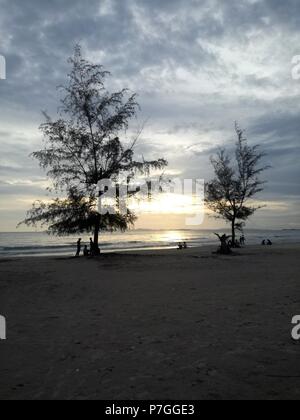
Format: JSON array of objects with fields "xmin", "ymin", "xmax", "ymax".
[{"xmin": 0, "ymin": 244, "xmax": 300, "ymax": 400}]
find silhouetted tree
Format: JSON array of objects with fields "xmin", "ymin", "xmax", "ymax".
[
  {"xmin": 214, "ymin": 233, "xmax": 232, "ymax": 255},
  {"xmin": 21, "ymin": 46, "xmax": 167, "ymax": 253},
  {"xmin": 206, "ymin": 123, "xmax": 269, "ymax": 248}
]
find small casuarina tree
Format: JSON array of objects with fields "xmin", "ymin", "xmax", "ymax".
[
  {"xmin": 206, "ymin": 123, "xmax": 269, "ymax": 247},
  {"xmin": 21, "ymin": 46, "xmax": 167, "ymax": 253}
]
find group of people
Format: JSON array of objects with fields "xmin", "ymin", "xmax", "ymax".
[
  {"xmin": 178, "ymin": 236, "xmax": 246, "ymax": 251},
  {"xmin": 240, "ymin": 235, "xmax": 246, "ymax": 246},
  {"xmin": 76, "ymin": 238, "xmax": 99, "ymax": 257},
  {"xmin": 262, "ymin": 239, "xmax": 273, "ymax": 246},
  {"xmin": 228, "ymin": 235, "xmax": 246, "ymax": 248},
  {"xmin": 215, "ymin": 233, "xmax": 246, "ymax": 254}
]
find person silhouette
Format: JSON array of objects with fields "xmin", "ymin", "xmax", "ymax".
[
  {"xmin": 76, "ymin": 238, "xmax": 82, "ymax": 257},
  {"xmin": 183, "ymin": 242, "xmax": 188, "ymax": 249},
  {"xmin": 262, "ymin": 240, "xmax": 266, "ymax": 246},
  {"xmin": 90, "ymin": 238, "xmax": 94, "ymax": 256},
  {"xmin": 83, "ymin": 245, "xmax": 89, "ymax": 257},
  {"xmin": 267, "ymin": 239, "xmax": 273, "ymax": 246}
]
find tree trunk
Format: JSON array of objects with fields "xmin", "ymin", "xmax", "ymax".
[
  {"xmin": 231, "ymin": 219, "xmax": 236, "ymax": 247},
  {"xmin": 93, "ymin": 218, "xmax": 101, "ymax": 256}
]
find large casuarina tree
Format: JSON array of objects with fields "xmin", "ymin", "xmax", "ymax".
[
  {"xmin": 205, "ymin": 123, "xmax": 269, "ymax": 247},
  {"xmin": 21, "ymin": 46, "xmax": 167, "ymax": 252}
]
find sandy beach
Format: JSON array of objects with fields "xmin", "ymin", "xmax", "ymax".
[{"xmin": 0, "ymin": 244, "xmax": 300, "ymax": 400}]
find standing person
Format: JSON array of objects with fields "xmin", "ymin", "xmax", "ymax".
[
  {"xmin": 76, "ymin": 238, "xmax": 82, "ymax": 257},
  {"xmin": 89, "ymin": 238, "xmax": 94, "ymax": 256}
]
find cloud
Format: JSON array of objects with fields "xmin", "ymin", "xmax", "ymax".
[{"xmin": 0, "ymin": 0, "xmax": 299, "ymax": 230}]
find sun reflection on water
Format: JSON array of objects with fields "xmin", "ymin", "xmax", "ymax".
[{"xmin": 153, "ymin": 230, "xmax": 186, "ymax": 245}]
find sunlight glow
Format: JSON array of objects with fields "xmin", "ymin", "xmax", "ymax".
[{"xmin": 129, "ymin": 193, "xmax": 202, "ymax": 215}]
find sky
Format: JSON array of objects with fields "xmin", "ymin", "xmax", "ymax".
[{"xmin": 0, "ymin": 0, "xmax": 300, "ymax": 231}]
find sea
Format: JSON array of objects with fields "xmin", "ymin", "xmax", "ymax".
[{"xmin": 0, "ymin": 229, "xmax": 300, "ymax": 258}]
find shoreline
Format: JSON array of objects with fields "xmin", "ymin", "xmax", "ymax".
[
  {"xmin": 1, "ymin": 229, "xmax": 300, "ymax": 260},
  {"xmin": 0, "ymin": 242, "xmax": 299, "ymax": 261}
]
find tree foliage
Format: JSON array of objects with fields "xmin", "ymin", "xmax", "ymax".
[
  {"xmin": 206, "ymin": 123, "xmax": 269, "ymax": 246},
  {"xmin": 21, "ymin": 46, "xmax": 167, "ymax": 249}
]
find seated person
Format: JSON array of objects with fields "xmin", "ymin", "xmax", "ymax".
[{"xmin": 83, "ymin": 245, "xmax": 89, "ymax": 257}]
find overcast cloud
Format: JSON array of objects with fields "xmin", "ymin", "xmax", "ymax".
[{"xmin": 0, "ymin": 0, "xmax": 299, "ymax": 230}]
